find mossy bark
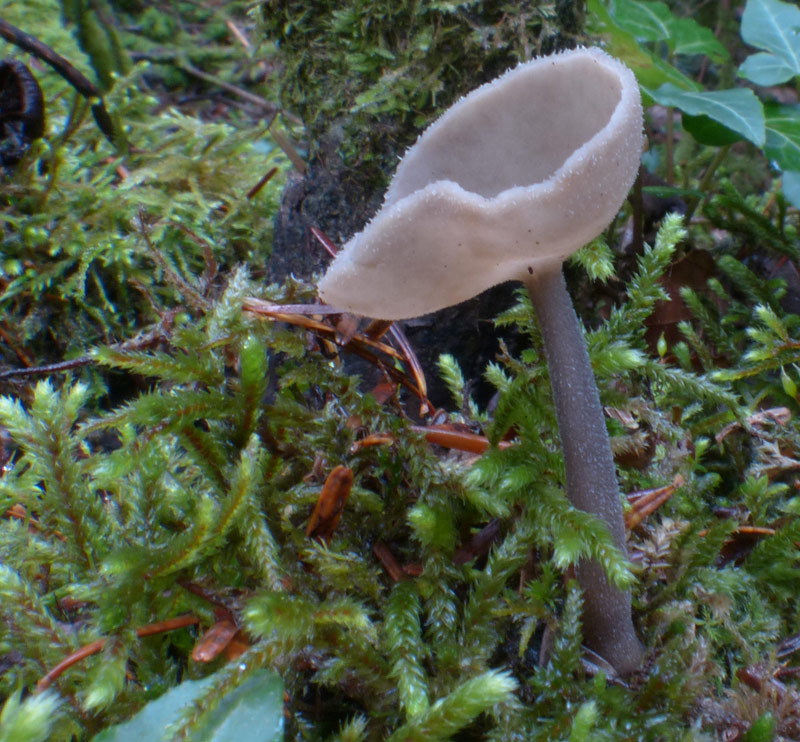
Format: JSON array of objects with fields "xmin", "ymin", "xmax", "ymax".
[{"xmin": 267, "ymin": 1, "xmax": 589, "ymax": 407}]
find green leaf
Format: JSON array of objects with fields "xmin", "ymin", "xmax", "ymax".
[
  {"xmin": 609, "ymin": 0, "xmax": 672, "ymax": 41},
  {"xmin": 669, "ymin": 18, "xmax": 729, "ymax": 62},
  {"xmin": 650, "ymin": 84, "xmax": 766, "ymax": 147},
  {"xmin": 738, "ymin": 0, "xmax": 800, "ymax": 85},
  {"xmin": 740, "ymin": 51, "xmax": 798, "ymax": 85},
  {"xmin": 631, "ymin": 53, "xmax": 703, "ymax": 98},
  {"xmin": 609, "ymin": 0, "xmax": 728, "ymax": 62},
  {"xmin": 587, "ymin": 0, "xmax": 702, "ymax": 95},
  {"xmin": 765, "ymin": 103, "xmax": 800, "ymax": 171},
  {"xmin": 782, "ymin": 170, "xmax": 800, "ymax": 209},
  {"xmin": 92, "ymin": 670, "xmax": 284, "ymax": 742},
  {"xmin": 682, "ymin": 114, "xmax": 745, "ymax": 147}
]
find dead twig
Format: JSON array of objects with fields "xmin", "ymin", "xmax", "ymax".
[
  {"xmin": 0, "ymin": 18, "xmax": 117, "ymax": 145},
  {"xmin": 243, "ymin": 298, "xmax": 432, "ymax": 409}
]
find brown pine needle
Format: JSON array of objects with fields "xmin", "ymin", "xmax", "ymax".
[{"xmin": 37, "ymin": 615, "xmax": 200, "ymax": 692}]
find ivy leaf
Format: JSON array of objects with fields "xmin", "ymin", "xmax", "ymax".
[
  {"xmin": 608, "ymin": 0, "xmax": 728, "ymax": 62},
  {"xmin": 92, "ymin": 671, "xmax": 284, "ymax": 742},
  {"xmin": 681, "ymin": 114, "xmax": 745, "ymax": 147},
  {"xmin": 782, "ymin": 170, "xmax": 800, "ymax": 209},
  {"xmin": 764, "ymin": 103, "xmax": 800, "ymax": 171},
  {"xmin": 763, "ymin": 103, "xmax": 800, "ymax": 208},
  {"xmin": 650, "ymin": 84, "xmax": 766, "ymax": 147},
  {"xmin": 587, "ymin": 0, "xmax": 701, "ymax": 95},
  {"xmin": 669, "ymin": 18, "xmax": 730, "ymax": 62},
  {"xmin": 738, "ymin": 0, "xmax": 800, "ymax": 85},
  {"xmin": 740, "ymin": 52, "xmax": 799, "ymax": 85},
  {"xmin": 609, "ymin": 0, "xmax": 672, "ymax": 41}
]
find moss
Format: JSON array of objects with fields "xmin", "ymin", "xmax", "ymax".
[
  {"xmin": 1, "ymin": 0, "xmax": 800, "ymax": 740},
  {"xmin": 139, "ymin": 7, "xmax": 178, "ymax": 44},
  {"xmin": 261, "ymin": 0, "xmax": 587, "ymax": 183}
]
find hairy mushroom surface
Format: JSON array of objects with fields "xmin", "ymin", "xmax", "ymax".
[
  {"xmin": 319, "ymin": 47, "xmax": 642, "ymax": 319},
  {"xmin": 318, "ymin": 46, "xmax": 644, "ymax": 674}
]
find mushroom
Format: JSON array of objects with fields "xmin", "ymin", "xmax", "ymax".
[{"xmin": 318, "ymin": 46, "xmax": 644, "ymax": 673}]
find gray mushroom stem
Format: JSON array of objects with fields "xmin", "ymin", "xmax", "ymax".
[
  {"xmin": 525, "ymin": 263, "xmax": 643, "ymax": 675},
  {"xmin": 317, "ymin": 47, "xmax": 646, "ymax": 674}
]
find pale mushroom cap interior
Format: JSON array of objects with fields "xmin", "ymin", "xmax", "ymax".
[{"xmin": 318, "ymin": 47, "xmax": 643, "ymax": 320}]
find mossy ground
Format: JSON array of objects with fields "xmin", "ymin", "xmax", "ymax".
[{"xmin": 0, "ymin": 2, "xmax": 799, "ymax": 741}]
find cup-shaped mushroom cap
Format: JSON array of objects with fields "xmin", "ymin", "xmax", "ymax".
[{"xmin": 318, "ymin": 47, "xmax": 643, "ymax": 320}]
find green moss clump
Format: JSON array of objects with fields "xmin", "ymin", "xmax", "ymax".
[{"xmin": 139, "ymin": 7, "xmax": 178, "ymax": 44}]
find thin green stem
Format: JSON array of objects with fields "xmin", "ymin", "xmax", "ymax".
[
  {"xmin": 666, "ymin": 106, "xmax": 675, "ymax": 186},
  {"xmin": 684, "ymin": 144, "xmax": 732, "ymax": 224}
]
